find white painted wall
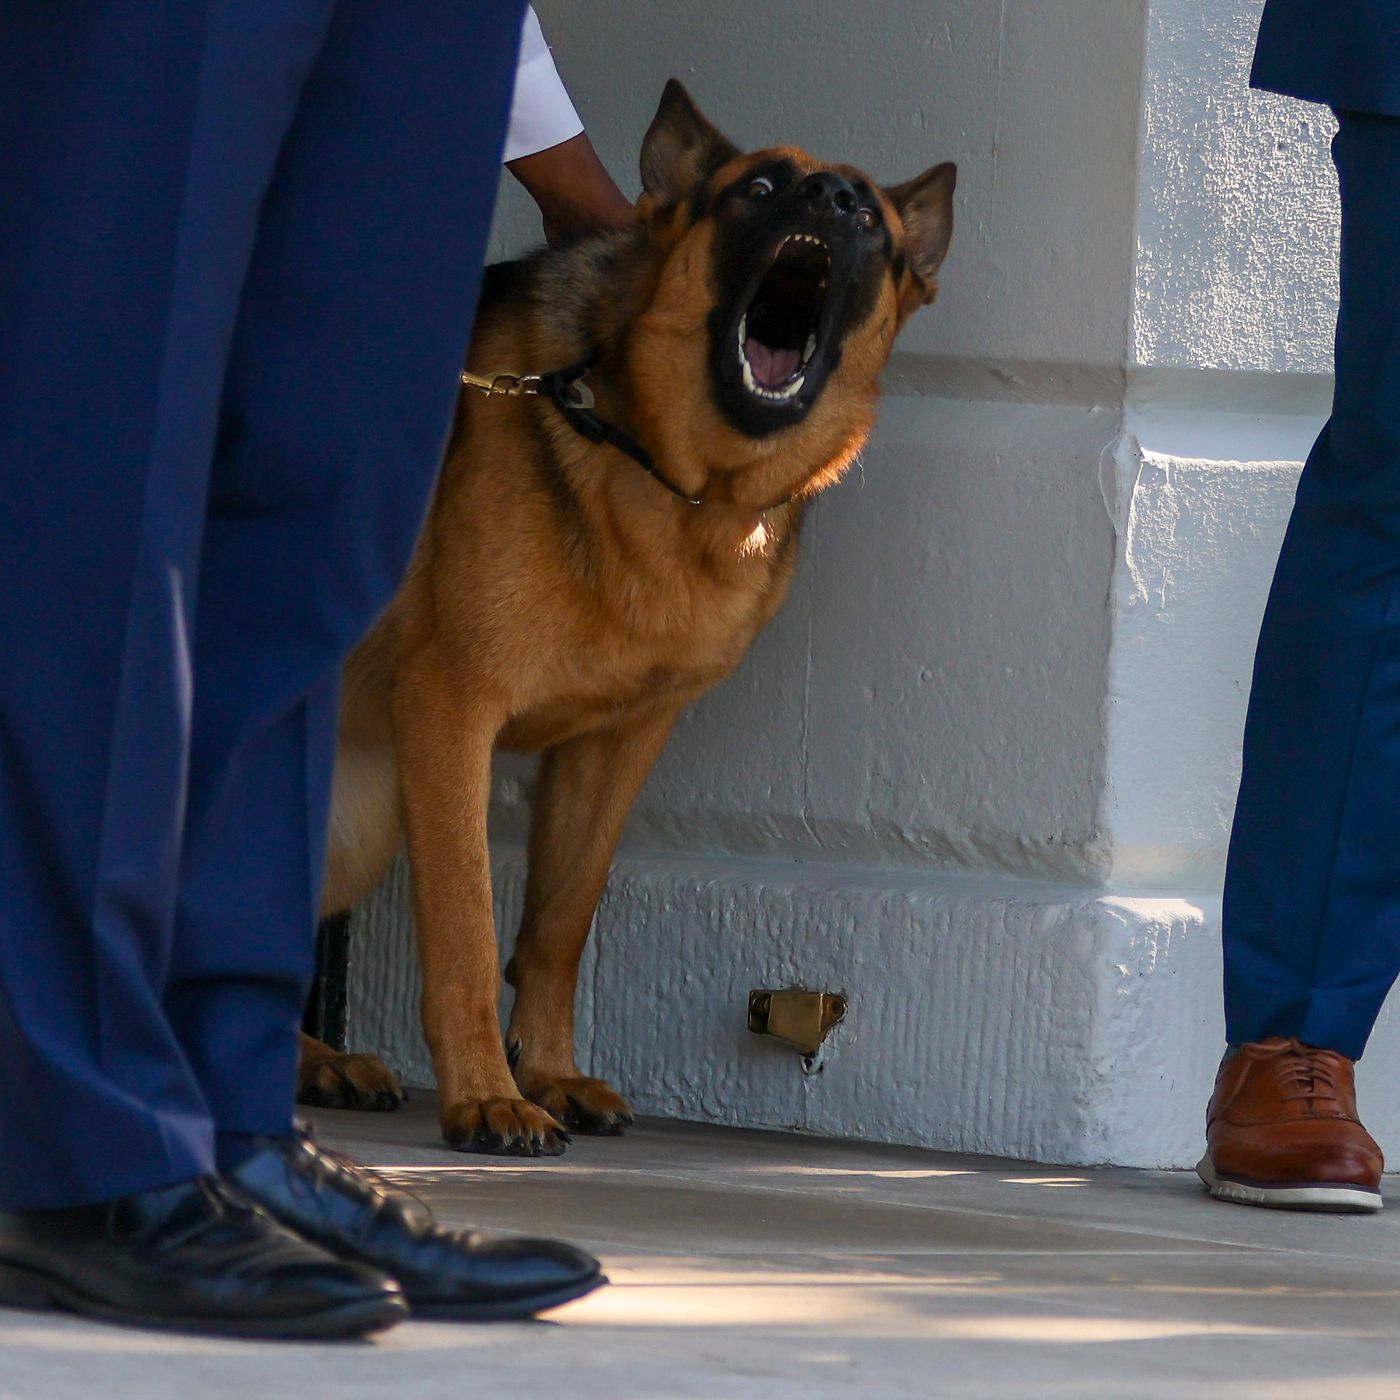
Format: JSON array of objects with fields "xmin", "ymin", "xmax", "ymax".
[
  {"xmin": 347, "ymin": 0, "xmax": 1400, "ymax": 1167},
  {"xmin": 495, "ymin": 0, "xmax": 1147, "ymax": 372},
  {"xmin": 484, "ymin": 0, "xmax": 1147, "ymax": 878},
  {"xmin": 1100, "ymin": 0, "xmax": 1339, "ymax": 895},
  {"xmin": 1133, "ymin": 0, "xmax": 1338, "ymax": 375}
]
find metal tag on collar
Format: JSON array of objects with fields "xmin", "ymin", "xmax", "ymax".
[{"xmin": 566, "ymin": 377, "xmax": 596, "ymax": 411}]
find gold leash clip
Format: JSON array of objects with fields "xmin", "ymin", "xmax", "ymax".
[{"xmin": 460, "ymin": 370, "xmax": 543, "ymax": 397}]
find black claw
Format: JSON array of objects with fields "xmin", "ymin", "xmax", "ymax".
[
  {"xmin": 563, "ymin": 1098, "xmax": 598, "ymax": 1132},
  {"xmin": 562, "ymin": 1096, "xmax": 632, "ymax": 1136},
  {"xmin": 444, "ymin": 1112, "xmax": 574, "ymax": 1157},
  {"xmin": 445, "ymin": 1128, "xmax": 503, "ymax": 1155}
]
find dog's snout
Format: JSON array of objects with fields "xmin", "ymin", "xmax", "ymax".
[{"xmin": 795, "ymin": 171, "xmax": 858, "ymax": 218}]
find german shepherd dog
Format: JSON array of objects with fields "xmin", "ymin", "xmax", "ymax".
[{"xmin": 301, "ymin": 82, "xmax": 955, "ymax": 1155}]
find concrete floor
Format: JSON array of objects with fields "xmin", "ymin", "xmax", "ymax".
[{"xmin": 5, "ymin": 1101, "xmax": 1400, "ymax": 1399}]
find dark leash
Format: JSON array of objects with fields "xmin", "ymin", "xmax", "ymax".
[{"xmin": 461, "ymin": 356, "xmax": 704, "ymax": 506}]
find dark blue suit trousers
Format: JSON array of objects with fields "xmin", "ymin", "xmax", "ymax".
[
  {"xmin": 1252, "ymin": 0, "xmax": 1400, "ymax": 118},
  {"xmin": 0, "ymin": 0, "xmax": 523, "ymax": 1209},
  {"xmin": 1223, "ymin": 101, "xmax": 1400, "ymax": 1057}
]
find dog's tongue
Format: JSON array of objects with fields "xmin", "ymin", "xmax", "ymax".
[{"xmin": 746, "ymin": 338, "xmax": 802, "ymax": 388}]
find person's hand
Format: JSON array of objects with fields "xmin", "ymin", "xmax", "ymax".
[{"xmin": 507, "ymin": 132, "xmax": 635, "ymax": 245}]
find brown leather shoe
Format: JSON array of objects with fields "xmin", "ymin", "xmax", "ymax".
[{"xmin": 1198, "ymin": 1037, "xmax": 1383, "ymax": 1213}]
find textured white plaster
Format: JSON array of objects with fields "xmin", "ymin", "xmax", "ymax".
[
  {"xmin": 1133, "ymin": 0, "xmax": 1339, "ymax": 373},
  {"xmin": 349, "ymin": 844, "xmax": 1400, "ymax": 1169},
  {"xmin": 501, "ymin": 0, "xmax": 1146, "ymax": 375},
  {"xmin": 480, "ymin": 0, "xmax": 1148, "ymax": 882},
  {"xmin": 349, "ymin": 849, "xmax": 1226, "ymax": 1168},
  {"xmin": 1103, "ymin": 439, "xmax": 1308, "ymax": 887},
  {"xmin": 491, "ymin": 397, "xmax": 1118, "ymax": 881}
]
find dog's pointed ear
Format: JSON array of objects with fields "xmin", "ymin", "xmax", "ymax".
[
  {"xmin": 886, "ymin": 162, "xmax": 957, "ymax": 303},
  {"xmin": 640, "ymin": 80, "xmax": 740, "ymax": 207}
]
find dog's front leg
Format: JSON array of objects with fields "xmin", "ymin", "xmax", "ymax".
[
  {"xmin": 506, "ymin": 702, "xmax": 681, "ymax": 1134},
  {"xmin": 297, "ymin": 1031, "xmax": 404, "ymax": 1112},
  {"xmin": 395, "ymin": 649, "xmax": 568, "ymax": 1156}
]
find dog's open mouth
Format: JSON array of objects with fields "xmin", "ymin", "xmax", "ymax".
[{"xmin": 737, "ymin": 234, "xmax": 830, "ymax": 403}]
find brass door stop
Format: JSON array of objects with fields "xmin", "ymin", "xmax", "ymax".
[{"xmin": 748, "ymin": 988, "xmax": 847, "ymax": 1069}]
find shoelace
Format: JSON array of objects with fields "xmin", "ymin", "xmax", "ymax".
[
  {"xmin": 291, "ymin": 1126, "xmax": 433, "ymax": 1228},
  {"xmin": 1273, "ymin": 1040, "xmax": 1342, "ymax": 1108}
]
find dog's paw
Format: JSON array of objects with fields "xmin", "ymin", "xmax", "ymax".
[
  {"xmin": 440, "ymin": 1097, "xmax": 571, "ymax": 1157},
  {"xmin": 297, "ymin": 1049, "xmax": 406, "ymax": 1112},
  {"xmin": 517, "ymin": 1073, "xmax": 635, "ymax": 1136}
]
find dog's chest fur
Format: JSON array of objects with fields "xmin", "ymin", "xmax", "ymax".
[
  {"xmin": 496, "ymin": 566, "xmax": 791, "ymax": 751},
  {"xmin": 422, "ymin": 406, "xmax": 801, "ymax": 753}
]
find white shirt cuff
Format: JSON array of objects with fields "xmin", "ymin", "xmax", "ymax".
[{"xmin": 504, "ymin": 8, "xmax": 585, "ymax": 163}]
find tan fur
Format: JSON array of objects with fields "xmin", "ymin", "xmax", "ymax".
[{"xmin": 305, "ymin": 85, "xmax": 955, "ymax": 1154}]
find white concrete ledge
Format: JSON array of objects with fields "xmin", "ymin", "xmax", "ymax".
[{"xmin": 349, "ymin": 850, "xmax": 1231, "ymax": 1169}]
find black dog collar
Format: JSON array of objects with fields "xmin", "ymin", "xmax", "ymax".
[{"xmin": 462, "ymin": 356, "xmax": 704, "ymax": 506}]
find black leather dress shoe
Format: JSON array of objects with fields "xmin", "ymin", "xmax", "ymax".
[
  {"xmin": 228, "ymin": 1128, "xmax": 606, "ymax": 1320},
  {"xmin": 0, "ymin": 1176, "xmax": 406, "ymax": 1338}
]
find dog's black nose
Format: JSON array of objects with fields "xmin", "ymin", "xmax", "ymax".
[{"xmin": 795, "ymin": 171, "xmax": 858, "ymax": 218}]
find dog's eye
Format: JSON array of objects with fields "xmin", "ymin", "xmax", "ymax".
[
  {"xmin": 855, "ymin": 208, "xmax": 879, "ymax": 230},
  {"xmin": 745, "ymin": 176, "xmax": 775, "ymax": 198}
]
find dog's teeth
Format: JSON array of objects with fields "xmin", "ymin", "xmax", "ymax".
[
  {"xmin": 746, "ymin": 372, "xmax": 805, "ymax": 403},
  {"xmin": 804, "ymin": 334, "xmax": 817, "ymax": 360},
  {"xmin": 742, "ymin": 359, "xmax": 758, "ymax": 393}
]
